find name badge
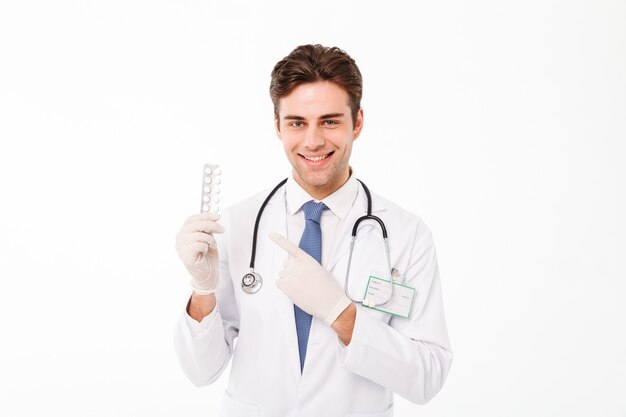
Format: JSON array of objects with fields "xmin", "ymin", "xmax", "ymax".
[{"xmin": 362, "ymin": 275, "xmax": 415, "ymax": 318}]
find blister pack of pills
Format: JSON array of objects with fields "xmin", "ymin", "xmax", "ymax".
[{"xmin": 200, "ymin": 163, "xmax": 221, "ymax": 213}]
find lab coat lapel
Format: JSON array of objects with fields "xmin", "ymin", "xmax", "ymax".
[
  {"xmin": 261, "ymin": 187, "xmax": 304, "ymax": 383},
  {"xmin": 327, "ymin": 187, "xmax": 387, "ymax": 273}
]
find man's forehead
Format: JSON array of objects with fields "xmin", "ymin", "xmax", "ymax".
[{"xmin": 277, "ymin": 82, "xmax": 351, "ymax": 119}]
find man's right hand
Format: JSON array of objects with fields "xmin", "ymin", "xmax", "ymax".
[{"xmin": 175, "ymin": 213, "xmax": 225, "ymax": 295}]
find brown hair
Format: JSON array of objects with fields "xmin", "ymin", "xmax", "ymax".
[{"xmin": 270, "ymin": 44, "xmax": 363, "ymax": 129}]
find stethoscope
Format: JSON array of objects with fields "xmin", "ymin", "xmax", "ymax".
[{"xmin": 241, "ymin": 179, "xmax": 395, "ymax": 308}]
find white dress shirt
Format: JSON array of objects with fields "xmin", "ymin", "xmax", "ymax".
[{"xmin": 284, "ymin": 172, "xmax": 359, "ymax": 269}]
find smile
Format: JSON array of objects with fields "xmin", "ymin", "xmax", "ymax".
[{"xmin": 301, "ymin": 152, "xmax": 333, "ymax": 162}]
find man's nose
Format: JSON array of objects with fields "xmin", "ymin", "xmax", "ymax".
[{"xmin": 303, "ymin": 125, "xmax": 325, "ymax": 148}]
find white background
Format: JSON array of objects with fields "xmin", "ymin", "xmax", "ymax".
[{"xmin": 1, "ymin": 1, "xmax": 624, "ymax": 416}]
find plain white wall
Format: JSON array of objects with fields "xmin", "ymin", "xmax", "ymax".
[{"xmin": 1, "ymin": 1, "xmax": 624, "ymax": 416}]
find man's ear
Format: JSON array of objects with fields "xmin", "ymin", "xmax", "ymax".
[
  {"xmin": 274, "ymin": 115, "xmax": 282, "ymax": 140},
  {"xmin": 353, "ymin": 108, "xmax": 364, "ymax": 140}
]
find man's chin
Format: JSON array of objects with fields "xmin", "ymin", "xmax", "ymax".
[{"xmin": 295, "ymin": 168, "xmax": 349, "ymax": 194}]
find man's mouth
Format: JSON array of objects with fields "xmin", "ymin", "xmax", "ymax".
[{"xmin": 300, "ymin": 152, "xmax": 333, "ymax": 162}]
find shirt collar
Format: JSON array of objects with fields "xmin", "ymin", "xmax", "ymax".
[{"xmin": 285, "ymin": 169, "xmax": 359, "ymax": 220}]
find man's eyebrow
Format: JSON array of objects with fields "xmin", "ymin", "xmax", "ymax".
[
  {"xmin": 282, "ymin": 113, "xmax": 345, "ymax": 120},
  {"xmin": 319, "ymin": 113, "xmax": 345, "ymax": 119}
]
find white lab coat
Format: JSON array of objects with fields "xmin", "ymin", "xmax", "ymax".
[{"xmin": 174, "ymin": 183, "xmax": 452, "ymax": 417}]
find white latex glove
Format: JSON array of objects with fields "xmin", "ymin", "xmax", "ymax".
[
  {"xmin": 175, "ymin": 213, "xmax": 225, "ymax": 295},
  {"xmin": 269, "ymin": 232, "xmax": 352, "ymax": 326}
]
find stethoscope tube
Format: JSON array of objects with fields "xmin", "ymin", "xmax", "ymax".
[
  {"xmin": 344, "ymin": 180, "xmax": 394, "ymax": 307},
  {"xmin": 249, "ymin": 178, "xmax": 288, "ymax": 270},
  {"xmin": 241, "ymin": 178, "xmax": 288, "ymax": 294},
  {"xmin": 241, "ymin": 178, "xmax": 395, "ymax": 308}
]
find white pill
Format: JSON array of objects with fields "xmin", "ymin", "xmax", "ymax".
[
  {"xmin": 214, "ymin": 197, "xmax": 220, "ymax": 203},
  {"xmin": 204, "ymin": 168, "xmax": 212, "ymax": 174},
  {"xmin": 215, "ymin": 178, "xmax": 221, "ymax": 184},
  {"xmin": 204, "ymin": 186, "xmax": 211, "ymax": 193},
  {"xmin": 214, "ymin": 187, "xmax": 220, "ymax": 194},
  {"xmin": 204, "ymin": 177, "xmax": 212, "ymax": 184},
  {"xmin": 202, "ymin": 204, "xmax": 210, "ymax": 212},
  {"xmin": 203, "ymin": 196, "xmax": 211, "ymax": 202},
  {"xmin": 215, "ymin": 168, "xmax": 222, "ymax": 175}
]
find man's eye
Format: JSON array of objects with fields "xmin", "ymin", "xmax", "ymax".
[
  {"xmin": 290, "ymin": 121, "xmax": 304, "ymax": 128},
  {"xmin": 322, "ymin": 120, "xmax": 338, "ymax": 126}
]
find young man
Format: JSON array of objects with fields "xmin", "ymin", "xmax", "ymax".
[{"xmin": 174, "ymin": 44, "xmax": 452, "ymax": 416}]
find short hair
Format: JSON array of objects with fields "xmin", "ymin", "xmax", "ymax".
[{"xmin": 270, "ymin": 44, "xmax": 363, "ymax": 128}]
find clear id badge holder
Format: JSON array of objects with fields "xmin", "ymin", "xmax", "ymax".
[{"xmin": 362, "ymin": 270, "xmax": 416, "ymax": 318}]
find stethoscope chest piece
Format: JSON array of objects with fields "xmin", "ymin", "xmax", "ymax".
[{"xmin": 241, "ymin": 271, "xmax": 262, "ymax": 294}]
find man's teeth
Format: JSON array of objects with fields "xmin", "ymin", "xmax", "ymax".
[{"xmin": 304, "ymin": 154, "xmax": 330, "ymax": 162}]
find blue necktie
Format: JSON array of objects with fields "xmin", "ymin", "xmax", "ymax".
[{"xmin": 294, "ymin": 200, "xmax": 328, "ymax": 373}]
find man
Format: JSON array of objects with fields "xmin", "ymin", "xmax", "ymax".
[{"xmin": 174, "ymin": 44, "xmax": 452, "ymax": 416}]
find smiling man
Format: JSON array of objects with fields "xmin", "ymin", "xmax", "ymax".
[
  {"xmin": 174, "ymin": 44, "xmax": 453, "ymax": 417},
  {"xmin": 275, "ymin": 80, "xmax": 363, "ymax": 200}
]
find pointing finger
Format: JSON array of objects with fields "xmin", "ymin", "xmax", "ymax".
[{"xmin": 268, "ymin": 232, "xmax": 307, "ymax": 258}]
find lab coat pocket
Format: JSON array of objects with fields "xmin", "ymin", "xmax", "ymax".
[
  {"xmin": 347, "ymin": 402, "xmax": 394, "ymax": 417},
  {"xmin": 220, "ymin": 390, "xmax": 261, "ymax": 417}
]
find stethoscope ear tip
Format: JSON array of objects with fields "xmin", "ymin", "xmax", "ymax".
[{"xmin": 363, "ymin": 298, "xmax": 376, "ymax": 308}]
